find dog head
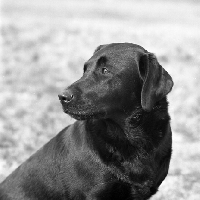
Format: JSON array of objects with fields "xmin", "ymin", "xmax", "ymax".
[{"xmin": 59, "ymin": 43, "xmax": 173, "ymax": 120}]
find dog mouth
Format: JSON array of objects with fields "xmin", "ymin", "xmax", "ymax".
[
  {"xmin": 60, "ymin": 103, "xmax": 106, "ymax": 120},
  {"xmin": 64, "ymin": 109, "xmax": 94, "ymax": 120}
]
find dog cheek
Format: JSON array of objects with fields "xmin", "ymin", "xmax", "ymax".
[
  {"xmin": 83, "ymin": 92, "xmax": 98, "ymax": 105},
  {"xmin": 85, "ymin": 81, "xmax": 110, "ymax": 100},
  {"xmin": 101, "ymin": 81, "xmax": 125, "ymax": 108}
]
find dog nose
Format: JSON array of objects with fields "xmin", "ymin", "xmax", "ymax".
[{"xmin": 58, "ymin": 91, "xmax": 74, "ymax": 103}]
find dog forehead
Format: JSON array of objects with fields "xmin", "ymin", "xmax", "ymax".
[
  {"xmin": 95, "ymin": 43, "xmax": 145, "ymax": 59},
  {"xmin": 88, "ymin": 43, "xmax": 146, "ymax": 69},
  {"xmin": 107, "ymin": 43, "xmax": 146, "ymax": 52}
]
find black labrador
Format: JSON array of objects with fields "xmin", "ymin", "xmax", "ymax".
[{"xmin": 0, "ymin": 43, "xmax": 173, "ymax": 200}]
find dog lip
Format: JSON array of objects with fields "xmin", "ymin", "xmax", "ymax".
[
  {"xmin": 64, "ymin": 109, "xmax": 94, "ymax": 120},
  {"xmin": 62, "ymin": 106, "xmax": 106, "ymax": 120},
  {"xmin": 59, "ymin": 99, "xmax": 107, "ymax": 120}
]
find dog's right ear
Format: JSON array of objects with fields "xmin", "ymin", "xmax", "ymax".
[
  {"xmin": 93, "ymin": 44, "xmax": 107, "ymax": 54},
  {"xmin": 138, "ymin": 53, "xmax": 173, "ymax": 112}
]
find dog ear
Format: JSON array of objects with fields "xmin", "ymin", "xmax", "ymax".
[
  {"xmin": 93, "ymin": 44, "xmax": 107, "ymax": 54},
  {"xmin": 138, "ymin": 53, "xmax": 173, "ymax": 112}
]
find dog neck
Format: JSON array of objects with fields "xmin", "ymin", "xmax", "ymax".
[
  {"xmin": 110, "ymin": 98, "xmax": 169, "ymax": 132},
  {"xmin": 86, "ymin": 97, "xmax": 170, "ymax": 163},
  {"xmin": 99, "ymin": 97, "xmax": 169, "ymax": 147}
]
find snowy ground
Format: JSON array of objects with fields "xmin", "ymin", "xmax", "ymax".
[{"xmin": 1, "ymin": 0, "xmax": 200, "ymax": 199}]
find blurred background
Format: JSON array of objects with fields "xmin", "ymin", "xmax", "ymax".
[{"xmin": 0, "ymin": 0, "xmax": 200, "ymax": 199}]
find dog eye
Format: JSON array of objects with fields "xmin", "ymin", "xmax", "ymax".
[{"xmin": 102, "ymin": 67, "xmax": 109, "ymax": 74}]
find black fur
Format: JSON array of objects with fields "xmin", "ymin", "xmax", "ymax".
[{"xmin": 0, "ymin": 43, "xmax": 173, "ymax": 200}]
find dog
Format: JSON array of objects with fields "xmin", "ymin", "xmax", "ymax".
[{"xmin": 0, "ymin": 43, "xmax": 173, "ymax": 200}]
